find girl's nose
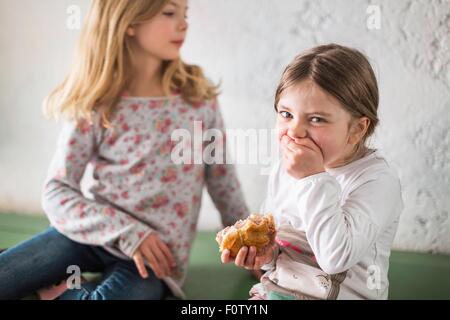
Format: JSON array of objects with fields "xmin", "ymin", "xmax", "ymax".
[
  {"xmin": 179, "ymin": 18, "xmax": 188, "ymax": 32},
  {"xmin": 287, "ymin": 125, "xmax": 308, "ymax": 140}
]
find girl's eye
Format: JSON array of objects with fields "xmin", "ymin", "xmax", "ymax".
[
  {"xmin": 163, "ymin": 12, "xmax": 175, "ymax": 17},
  {"xmin": 310, "ymin": 117, "xmax": 324, "ymax": 123},
  {"xmin": 279, "ymin": 111, "xmax": 293, "ymax": 119}
]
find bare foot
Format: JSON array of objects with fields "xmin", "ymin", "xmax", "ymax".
[
  {"xmin": 37, "ymin": 281, "xmax": 69, "ymax": 300},
  {"xmin": 37, "ymin": 277, "xmax": 87, "ymax": 300}
]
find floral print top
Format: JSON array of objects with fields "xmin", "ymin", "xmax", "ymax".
[{"xmin": 41, "ymin": 94, "xmax": 249, "ymax": 298}]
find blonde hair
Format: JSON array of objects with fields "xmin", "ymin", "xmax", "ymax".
[
  {"xmin": 44, "ymin": 0, "xmax": 218, "ymax": 128},
  {"xmin": 275, "ymin": 44, "xmax": 379, "ymax": 159}
]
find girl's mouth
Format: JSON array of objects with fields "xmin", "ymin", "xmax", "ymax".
[{"xmin": 171, "ymin": 40, "xmax": 184, "ymax": 47}]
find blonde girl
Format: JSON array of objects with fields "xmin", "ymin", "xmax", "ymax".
[{"xmin": 0, "ymin": 0, "xmax": 249, "ymax": 300}]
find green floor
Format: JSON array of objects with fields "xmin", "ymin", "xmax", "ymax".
[{"xmin": 1, "ymin": 213, "xmax": 450, "ymax": 299}]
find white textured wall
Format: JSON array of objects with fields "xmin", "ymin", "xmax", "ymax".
[{"xmin": 0, "ymin": 0, "xmax": 449, "ymax": 254}]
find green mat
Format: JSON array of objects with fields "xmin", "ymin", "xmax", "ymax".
[{"xmin": 1, "ymin": 213, "xmax": 449, "ymax": 299}]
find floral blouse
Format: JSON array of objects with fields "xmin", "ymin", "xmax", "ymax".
[{"xmin": 41, "ymin": 94, "xmax": 249, "ymax": 298}]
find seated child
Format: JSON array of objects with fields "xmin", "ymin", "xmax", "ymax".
[{"xmin": 220, "ymin": 44, "xmax": 404, "ymax": 300}]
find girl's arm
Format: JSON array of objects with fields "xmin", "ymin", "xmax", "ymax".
[
  {"xmin": 42, "ymin": 119, "xmax": 152, "ymax": 257},
  {"xmin": 258, "ymin": 165, "xmax": 280, "ymax": 270},
  {"xmin": 204, "ymin": 100, "xmax": 250, "ymax": 227},
  {"xmin": 295, "ymin": 171, "xmax": 402, "ymax": 274}
]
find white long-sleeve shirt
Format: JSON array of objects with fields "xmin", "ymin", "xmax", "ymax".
[{"xmin": 259, "ymin": 149, "xmax": 403, "ymax": 299}]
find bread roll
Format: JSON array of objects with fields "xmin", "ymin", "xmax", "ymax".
[{"xmin": 216, "ymin": 213, "xmax": 276, "ymax": 257}]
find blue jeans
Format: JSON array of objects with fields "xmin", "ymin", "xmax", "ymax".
[{"xmin": 0, "ymin": 227, "xmax": 168, "ymax": 300}]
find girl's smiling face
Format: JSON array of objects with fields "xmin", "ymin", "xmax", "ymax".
[
  {"xmin": 276, "ymin": 80, "xmax": 369, "ymax": 169},
  {"xmin": 127, "ymin": 0, "xmax": 189, "ymax": 61}
]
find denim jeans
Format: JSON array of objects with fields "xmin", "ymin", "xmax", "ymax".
[{"xmin": 0, "ymin": 227, "xmax": 168, "ymax": 300}]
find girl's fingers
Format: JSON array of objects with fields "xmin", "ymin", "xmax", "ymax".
[
  {"xmin": 254, "ymin": 246, "xmax": 275, "ymax": 270},
  {"xmin": 141, "ymin": 246, "xmax": 164, "ymax": 279},
  {"xmin": 285, "ymin": 138, "xmax": 304, "ymax": 153},
  {"xmin": 280, "ymin": 135, "xmax": 292, "ymax": 149},
  {"xmin": 132, "ymin": 251, "xmax": 148, "ymax": 279},
  {"xmin": 280, "ymin": 140, "xmax": 294, "ymax": 158},
  {"xmin": 244, "ymin": 246, "xmax": 257, "ymax": 269},
  {"xmin": 281, "ymin": 136, "xmax": 300, "ymax": 153},
  {"xmin": 294, "ymin": 137, "xmax": 322, "ymax": 154},
  {"xmin": 156, "ymin": 239, "xmax": 177, "ymax": 268},
  {"xmin": 221, "ymin": 249, "xmax": 232, "ymax": 264},
  {"xmin": 254, "ymin": 256, "xmax": 263, "ymax": 270},
  {"xmin": 151, "ymin": 242, "xmax": 172, "ymax": 277},
  {"xmin": 235, "ymin": 246, "xmax": 249, "ymax": 268},
  {"xmin": 283, "ymin": 137, "xmax": 324, "ymax": 164},
  {"xmin": 281, "ymin": 134, "xmax": 321, "ymax": 155},
  {"xmin": 282, "ymin": 148, "xmax": 291, "ymax": 162}
]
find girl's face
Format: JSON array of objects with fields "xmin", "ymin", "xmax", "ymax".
[
  {"xmin": 276, "ymin": 80, "xmax": 369, "ymax": 169},
  {"xmin": 127, "ymin": 0, "xmax": 188, "ymax": 61}
]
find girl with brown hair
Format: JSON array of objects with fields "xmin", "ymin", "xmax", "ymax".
[{"xmin": 221, "ymin": 44, "xmax": 403, "ymax": 300}]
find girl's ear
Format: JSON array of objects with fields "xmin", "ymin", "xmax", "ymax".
[
  {"xmin": 348, "ymin": 117, "xmax": 370, "ymax": 145},
  {"xmin": 126, "ymin": 26, "xmax": 136, "ymax": 37}
]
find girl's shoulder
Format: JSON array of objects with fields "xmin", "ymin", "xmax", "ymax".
[
  {"xmin": 328, "ymin": 150, "xmax": 403, "ymax": 204},
  {"xmin": 328, "ymin": 149, "xmax": 399, "ymax": 181},
  {"xmin": 119, "ymin": 93, "xmax": 218, "ymax": 109},
  {"xmin": 190, "ymin": 96, "xmax": 219, "ymax": 110},
  {"xmin": 344, "ymin": 150, "xmax": 404, "ymax": 227},
  {"xmin": 355, "ymin": 150, "xmax": 401, "ymax": 185}
]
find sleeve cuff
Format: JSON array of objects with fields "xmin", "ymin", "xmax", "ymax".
[
  {"xmin": 119, "ymin": 223, "xmax": 155, "ymax": 257},
  {"xmin": 295, "ymin": 171, "xmax": 333, "ymax": 184},
  {"xmin": 261, "ymin": 245, "xmax": 280, "ymax": 271}
]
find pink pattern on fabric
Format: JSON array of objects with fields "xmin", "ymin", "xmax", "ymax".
[
  {"xmin": 275, "ymin": 237, "xmax": 303, "ymax": 254},
  {"xmin": 42, "ymin": 96, "xmax": 250, "ymax": 297}
]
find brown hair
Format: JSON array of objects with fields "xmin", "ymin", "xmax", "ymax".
[{"xmin": 274, "ymin": 43, "xmax": 379, "ymax": 156}]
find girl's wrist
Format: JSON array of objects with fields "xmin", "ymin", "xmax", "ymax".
[{"xmin": 263, "ymin": 244, "xmax": 279, "ymax": 267}]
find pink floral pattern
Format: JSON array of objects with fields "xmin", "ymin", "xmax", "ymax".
[{"xmin": 42, "ymin": 95, "xmax": 249, "ymax": 295}]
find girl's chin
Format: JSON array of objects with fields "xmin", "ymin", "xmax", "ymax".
[
  {"xmin": 150, "ymin": 50, "xmax": 180, "ymax": 62},
  {"xmin": 164, "ymin": 49, "xmax": 182, "ymax": 60}
]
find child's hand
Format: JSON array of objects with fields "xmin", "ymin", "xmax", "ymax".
[
  {"xmin": 132, "ymin": 233, "xmax": 176, "ymax": 279},
  {"xmin": 221, "ymin": 245, "xmax": 275, "ymax": 270},
  {"xmin": 280, "ymin": 134, "xmax": 325, "ymax": 179}
]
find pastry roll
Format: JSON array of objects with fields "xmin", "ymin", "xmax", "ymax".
[{"xmin": 216, "ymin": 213, "xmax": 276, "ymax": 257}]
